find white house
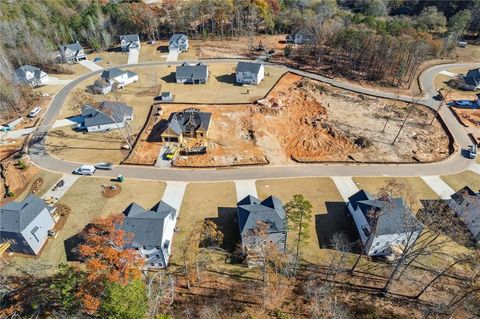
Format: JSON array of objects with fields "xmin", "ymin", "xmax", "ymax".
[
  {"xmin": 81, "ymin": 101, "xmax": 133, "ymax": 132},
  {"xmin": 94, "ymin": 68, "xmax": 139, "ymax": 94},
  {"xmin": 286, "ymin": 31, "xmax": 311, "ymax": 45},
  {"xmin": 14, "ymin": 65, "xmax": 49, "ymax": 87},
  {"xmin": 120, "ymin": 201, "xmax": 177, "ymax": 268},
  {"xmin": 119, "ymin": 34, "xmax": 140, "ymax": 52},
  {"xmin": 0, "ymin": 195, "xmax": 56, "ymax": 255},
  {"xmin": 58, "ymin": 41, "xmax": 87, "ymax": 63},
  {"xmin": 347, "ymin": 190, "xmax": 423, "ymax": 257},
  {"xmin": 449, "ymin": 186, "xmax": 480, "ymax": 243},
  {"xmin": 235, "ymin": 61, "xmax": 265, "ymax": 85},
  {"xmin": 168, "ymin": 34, "xmax": 189, "ymax": 53}
]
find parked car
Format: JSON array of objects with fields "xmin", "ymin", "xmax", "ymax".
[
  {"xmin": 94, "ymin": 162, "xmax": 113, "ymax": 170},
  {"xmin": 73, "ymin": 165, "xmax": 96, "ymax": 175},
  {"xmin": 92, "ymin": 57, "xmax": 103, "ymax": 63},
  {"xmin": 28, "ymin": 106, "xmax": 42, "ymax": 118},
  {"xmin": 455, "ymin": 100, "xmax": 473, "ymax": 107},
  {"xmin": 468, "ymin": 144, "xmax": 477, "ymax": 159}
]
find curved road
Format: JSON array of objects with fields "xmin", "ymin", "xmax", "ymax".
[{"xmin": 28, "ymin": 60, "xmax": 480, "ymax": 181}]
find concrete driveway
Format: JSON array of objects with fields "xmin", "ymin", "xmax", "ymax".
[
  {"xmin": 127, "ymin": 48, "xmax": 139, "ymax": 64},
  {"xmin": 78, "ymin": 60, "xmax": 103, "ymax": 71}
]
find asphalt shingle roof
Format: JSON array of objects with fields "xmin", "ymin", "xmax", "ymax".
[
  {"xmin": 121, "ymin": 201, "xmax": 176, "ymax": 247},
  {"xmin": 165, "ymin": 108, "xmax": 211, "ymax": 136},
  {"xmin": 176, "ymin": 62, "xmax": 208, "ymax": 81},
  {"xmin": 0, "ymin": 195, "xmax": 47, "ymax": 233},
  {"xmin": 15, "ymin": 65, "xmax": 44, "ymax": 80},
  {"xmin": 120, "ymin": 34, "xmax": 140, "ymax": 42},
  {"xmin": 236, "ymin": 61, "xmax": 263, "ymax": 74},
  {"xmin": 101, "ymin": 68, "xmax": 127, "ymax": 80},
  {"xmin": 464, "ymin": 68, "xmax": 480, "ymax": 87},
  {"xmin": 348, "ymin": 190, "xmax": 423, "ymax": 236},
  {"xmin": 237, "ymin": 195, "xmax": 286, "ymax": 236},
  {"xmin": 81, "ymin": 101, "xmax": 133, "ymax": 127},
  {"xmin": 169, "ymin": 34, "xmax": 188, "ymax": 45},
  {"xmin": 63, "ymin": 42, "xmax": 83, "ymax": 52}
]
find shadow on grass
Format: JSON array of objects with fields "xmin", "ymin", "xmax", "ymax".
[
  {"xmin": 215, "ymin": 73, "xmax": 242, "ymax": 86},
  {"xmin": 157, "ymin": 45, "xmax": 169, "ymax": 53},
  {"xmin": 315, "ymin": 201, "xmax": 361, "ymax": 253},
  {"xmin": 64, "ymin": 231, "xmax": 84, "ymax": 262},
  {"xmin": 206, "ymin": 207, "xmax": 240, "ymax": 253},
  {"xmin": 161, "ymin": 72, "xmax": 177, "ymax": 83}
]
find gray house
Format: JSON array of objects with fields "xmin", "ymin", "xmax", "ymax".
[
  {"xmin": 449, "ymin": 186, "xmax": 480, "ymax": 243},
  {"xmin": 169, "ymin": 34, "xmax": 189, "ymax": 53},
  {"xmin": 461, "ymin": 68, "xmax": 480, "ymax": 91},
  {"xmin": 58, "ymin": 41, "xmax": 87, "ymax": 63},
  {"xmin": 347, "ymin": 190, "xmax": 424, "ymax": 258},
  {"xmin": 0, "ymin": 195, "xmax": 56, "ymax": 255},
  {"xmin": 236, "ymin": 195, "xmax": 287, "ymax": 258},
  {"xmin": 15, "ymin": 65, "xmax": 49, "ymax": 87},
  {"xmin": 120, "ymin": 201, "xmax": 177, "ymax": 268},
  {"xmin": 81, "ymin": 101, "xmax": 133, "ymax": 132},
  {"xmin": 160, "ymin": 108, "xmax": 212, "ymax": 143},
  {"xmin": 120, "ymin": 34, "xmax": 140, "ymax": 52},
  {"xmin": 175, "ymin": 62, "xmax": 208, "ymax": 84}
]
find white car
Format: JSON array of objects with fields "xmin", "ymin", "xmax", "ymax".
[
  {"xmin": 468, "ymin": 145, "xmax": 477, "ymax": 159},
  {"xmin": 28, "ymin": 107, "xmax": 42, "ymax": 118},
  {"xmin": 73, "ymin": 165, "xmax": 96, "ymax": 175}
]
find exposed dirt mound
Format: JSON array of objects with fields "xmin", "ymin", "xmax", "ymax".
[
  {"xmin": 29, "ymin": 178, "xmax": 44, "ymax": 195},
  {"xmin": 102, "ymin": 184, "xmax": 121, "ymax": 198}
]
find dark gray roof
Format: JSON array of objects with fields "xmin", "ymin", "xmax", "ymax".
[
  {"xmin": 0, "ymin": 195, "xmax": 47, "ymax": 233},
  {"xmin": 464, "ymin": 68, "xmax": 480, "ymax": 86},
  {"xmin": 94, "ymin": 78, "xmax": 111, "ymax": 88},
  {"xmin": 236, "ymin": 61, "xmax": 263, "ymax": 74},
  {"xmin": 176, "ymin": 62, "xmax": 208, "ymax": 80},
  {"xmin": 15, "ymin": 65, "xmax": 44, "ymax": 80},
  {"xmin": 101, "ymin": 68, "xmax": 127, "ymax": 80},
  {"xmin": 237, "ymin": 195, "xmax": 286, "ymax": 236},
  {"xmin": 121, "ymin": 201, "xmax": 176, "ymax": 247},
  {"xmin": 451, "ymin": 186, "xmax": 479, "ymax": 205},
  {"xmin": 62, "ymin": 42, "xmax": 83, "ymax": 52},
  {"xmin": 349, "ymin": 190, "xmax": 423, "ymax": 236},
  {"xmin": 81, "ymin": 101, "xmax": 133, "ymax": 127},
  {"xmin": 120, "ymin": 34, "xmax": 140, "ymax": 42},
  {"xmin": 169, "ymin": 34, "xmax": 188, "ymax": 45},
  {"xmin": 165, "ymin": 108, "xmax": 211, "ymax": 136}
]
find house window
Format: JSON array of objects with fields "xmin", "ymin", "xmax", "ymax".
[
  {"xmin": 156, "ymin": 255, "xmax": 160, "ymax": 258},
  {"xmin": 362, "ymin": 226, "xmax": 370, "ymax": 237}
]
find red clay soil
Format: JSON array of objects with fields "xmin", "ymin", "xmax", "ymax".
[
  {"xmin": 451, "ymin": 107, "xmax": 480, "ymax": 128},
  {"xmin": 102, "ymin": 184, "xmax": 121, "ymax": 198}
]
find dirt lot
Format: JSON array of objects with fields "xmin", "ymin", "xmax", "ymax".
[
  {"xmin": 49, "ymin": 62, "xmax": 284, "ymax": 164},
  {"xmin": 5, "ymin": 177, "xmax": 166, "ymax": 277},
  {"xmin": 128, "ymin": 72, "xmax": 451, "ymax": 167},
  {"xmin": 434, "ymin": 66, "xmax": 480, "ymax": 100},
  {"xmin": 451, "ymin": 107, "xmax": 480, "ymax": 128},
  {"xmin": 256, "ymin": 177, "xmax": 354, "ymax": 265},
  {"xmin": 441, "ymin": 171, "xmax": 480, "ymax": 192},
  {"xmin": 0, "ymin": 158, "xmax": 39, "ymax": 201}
]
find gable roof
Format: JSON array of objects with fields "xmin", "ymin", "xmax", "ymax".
[
  {"xmin": 164, "ymin": 108, "xmax": 211, "ymax": 136},
  {"xmin": 176, "ymin": 62, "xmax": 208, "ymax": 80},
  {"xmin": 0, "ymin": 195, "xmax": 48, "ymax": 233},
  {"xmin": 121, "ymin": 201, "xmax": 176, "ymax": 247},
  {"xmin": 464, "ymin": 68, "xmax": 480, "ymax": 87},
  {"xmin": 61, "ymin": 42, "xmax": 83, "ymax": 52},
  {"xmin": 237, "ymin": 195, "xmax": 286, "ymax": 236},
  {"xmin": 81, "ymin": 101, "xmax": 133, "ymax": 127},
  {"xmin": 451, "ymin": 186, "xmax": 480, "ymax": 205},
  {"xmin": 348, "ymin": 190, "xmax": 423, "ymax": 236},
  {"xmin": 169, "ymin": 34, "xmax": 188, "ymax": 44},
  {"xmin": 236, "ymin": 61, "xmax": 263, "ymax": 74},
  {"xmin": 101, "ymin": 68, "xmax": 128, "ymax": 80},
  {"xmin": 120, "ymin": 34, "xmax": 140, "ymax": 42},
  {"xmin": 15, "ymin": 65, "xmax": 44, "ymax": 80}
]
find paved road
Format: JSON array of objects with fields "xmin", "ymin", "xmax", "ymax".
[{"xmin": 28, "ymin": 60, "xmax": 480, "ymax": 182}]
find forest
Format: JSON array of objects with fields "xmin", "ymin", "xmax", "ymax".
[{"xmin": 0, "ymin": 0, "xmax": 479, "ymax": 115}]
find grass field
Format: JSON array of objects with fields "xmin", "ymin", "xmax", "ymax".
[
  {"xmin": 16, "ymin": 170, "xmax": 62, "ymax": 201},
  {"xmin": 440, "ymin": 171, "xmax": 480, "ymax": 191},
  {"xmin": 139, "ymin": 41, "xmax": 167, "ymax": 62},
  {"xmin": 170, "ymin": 182, "xmax": 237, "ymax": 266},
  {"xmin": 256, "ymin": 177, "xmax": 353, "ymax": 265},
  {"xmin": 7, "ymin": 177, "xmax": 166, "ymax": 277},
  {"xmin": 352, "ymin": 177, "xmax": 439, "ymax": 212}
]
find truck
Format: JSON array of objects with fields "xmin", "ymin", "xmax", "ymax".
[
  {"xmin": 73, "ymin": 165, "xmax": 96, "ymax": 175},
  {"xmin": 28, "ymin": 107, "xmax": 42, "ymax": 118},
  {"xmin": 468, "ymin": 144, "xmax": 477, "ymax": 159}
]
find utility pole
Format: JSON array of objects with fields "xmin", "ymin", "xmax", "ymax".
[
  {"xmin": 381, "ymin": 105, "xmax": 394, "ymax": 133},
  {"xmin": 430, "ymin": 90, "xmax": 449, "ymax": 125},
  {"xmin": 392, "ymin": 94, "xmax": 422, "ymax": 145}
]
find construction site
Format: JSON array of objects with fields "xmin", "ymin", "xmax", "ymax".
[{"xmin": 127, "ymin": 73, "xmax": 451, "ymax": 167}]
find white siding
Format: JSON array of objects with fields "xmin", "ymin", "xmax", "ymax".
[{"xmin": 20, "ymin": 208, "xmax": 55, "ymax": 255}]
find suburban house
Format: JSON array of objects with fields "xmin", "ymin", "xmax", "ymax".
[
  {"xmin": 119, "ymin": 34, "xmax": 140, "ymax": 52},
  {"xmin": 58, "ymin": 41, "xmax": 87, "ymax": 63},
  {"xmin": 14, "ymin": 65, "xmax": 49, "ymax": 87},
  {"xmin": 175, "ymin": 62, "xmax": 208, "ymax": 84},
  {"xmin": 168, "ymin": 33, "xmax": 189, "ymax": 53},
  {"xmin": 236, "ymin": 195, "xmax": 287, "ymax": 260},
  {"xmin": 448, "ymin": 186, "xmax": 480, "ymax": 243},
  {"xmin": 92, "ymin": 68, "xmax": 139, "ymax": 94},
  {"xmin": 461, "ymin": 68, "xmax": 480, "ymax": 91},
  {"xmin": 347, "ymin": 190, "xmax": 424, "ymax": 258},
  {"xmin": 0, "ymin": 195, "xmax": 56, "ymax": 255},
  {"xmin": 160, "ymin": 108, "xmax": 212, "ymax": 143},
  {"xmin": 80, "ymin": 101, "xmax": 133, "ymax": 132},
  {"xmin": 120, "ymin": 201, "xmax": 177, "ymax": 268},
  {"xmin": 285, "ymin": 31, "xmax": 311, "ymax": 44},
  {"xmin": 236, "ymin": 61, "xmax": 265, "ymax": 85}
]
